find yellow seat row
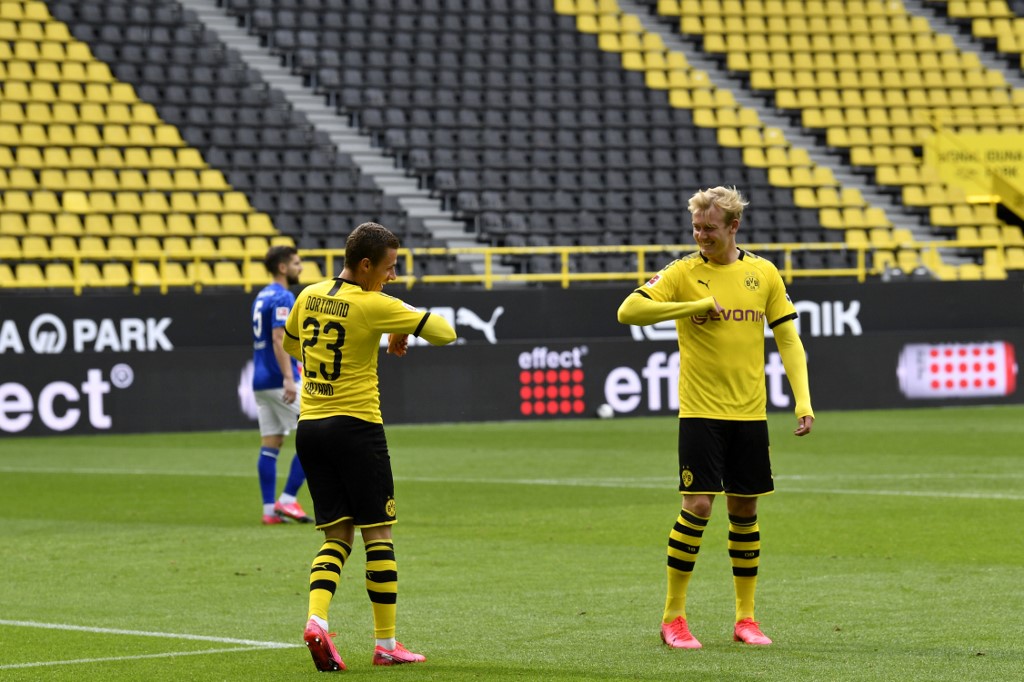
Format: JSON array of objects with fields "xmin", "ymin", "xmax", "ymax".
[
  {"xmin": 955, "ymin": 224, "xmax": 1024, "ymax": 246},
  {"xmin": 931, "ymin": 204, "xmax": 1002, "ymax": 228},
  {"xmin": 0, "ymin": 190, "xmax": 253, "ymax": 215},
  {"xmin": 793, "ymin": 187, "xmax": 867, "ymax": 209},
  {"xmin": 661, "ymin": 0, "xmax": 911, "ymax": 18},
  {"xmin": 0, "ymin": 234, "xmax": 293, "ymax": 260},
  {"xmin": 0, "ymin": 121, "xmax": 184, "ymax": 148},
  {"xmin": 0, "ymin": 211, "xmax": 274, "ymax": 237},
  {"xmin": 0, "ymin": 259, "xmax": 325, "ymax": 291},
  {"xmin": 848, "ymin": 145, "xmax": 919, "ymax": 167},
  {"xmin": 819, "ymin": 207, "xmax": 894, "ymax": 230},
  {"xmin": 0, "ymin": 17, "xmax": 72, "ymax": 42},
  {"xmin": 0, "ymin": 145, "xmax": 205, "ymax": 170},
  {"xmin": 0, "ymin": 80, "xmax": 140, "ymax": 105},
  {"xmin": 757, "ymin": 68, "xmax": 1005, "ymax": 92},
  {"xmin": 0, "ymin": 60, "xmax": 113, "ymax": 83},
  {"xmin": 0, "ymin": 168, "xmax": 229, "ymax": 192},
  {"xmin": 0, "ymin": 101, "xmax": 161, "ymax": 125},
  {"xmin": 684, "ymin": 14, "xmax": 941, "ymax": 40}
]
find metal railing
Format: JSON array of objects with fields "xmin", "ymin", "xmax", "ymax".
[{"xmin": 0, "ymin": 239, "xmax": 1012, "ymax": 294}]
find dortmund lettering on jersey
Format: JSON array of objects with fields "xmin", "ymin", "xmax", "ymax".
[
  {"xmin": 639, "ymin": 250, "xmax": 797, "ymax": 420},
  {"xmin": 284, "ymin": 278, "xmax": 432, "ymax": 424}
]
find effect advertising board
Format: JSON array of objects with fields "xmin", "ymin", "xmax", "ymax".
[{"xmin": 1, "ymin": 280, "xmax": 1021, "ymax": 436}]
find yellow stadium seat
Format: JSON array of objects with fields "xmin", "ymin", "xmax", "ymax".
[
  {"xmin": 166, "ymin": 214, "xmax": 194, "ymax": 236},
  {"xmin": 211, "ymin": 261, "xmax": 245, "ymax": 286},
  {"xmin": 78, "ymin": 262, "xmax": 104, "ymax": 287},
  {"xmin": 0, "ymin": 235, "xmax": 21, "ymax": 258},
  {"xmin": 194, "ymin": 214, "xmax": 223, "ymax": 236},
  {"xmin": 8, "ymin": 168, "xmax": 39, "ymax": 190},
  {"xmin": 292, "ymin": 260, "xmax": 325, "ymax": 283},
  {"xmin": 138, "ymin": 214, "xmax": 167, "ymax": 236},
  {"xmin": 163, "ymin": 236, "xmax": 191, "ymax": 259},
  {"xmin": 819, "ymin": 208, "xmax": 844, "ymax": 229},
  {"xmin": 245, "ymin": 236, "xmax": 271, "ymax": 257},
  {"xmin": 79, "ymin": 236, "xmax": 108, "ymax": 259},
  {"xmin": 0, "ymin": 214, "xmax": 27, "ymax": 236},
  {"xmin": 107, "ymin": 236, "xmax": 135, "ymax": 258},
  {"xmin": 191, "ymin": 236, "xmax": 218, "ymax": 259},
  {"xmin": 33, "ymin": 190, "xmax": 62, "ymax": 213},
  {"xmin": 101, "ymin": 262, "xmax": 132, "ymax": 287},
  {"xmin": 83, "ymin": 214, "xmax": 112, "ymax": 236},
  {"xmin": 198, "ymin": 169, "xmax": 230, "ymax": 191},
  {"xmin": 220, "ymin": 214, "xmax": 249, "ymax": 236},
  {"xmin": 54, "ymin": 213, "xmax": 84, "ymax": 235},
  {"xmin": 114, "ymin": 192, "xmax": 144, "ymax": 214},
  {"xmin": 133, "ymin": 262, "xmax": 162, "ymax": 288},
  {"xmin": 134, "ymin": 237, "xmax": 163, "ymax": 259},
  {"xmin": 170, "ymin": 192, "xmax": 198, "ymax": 213},
  {"xmin": 218, "ymin": 236, "xmax": 246, "ymax": 259},
  {"xmin": 958, "ymin": 263, "xmax": 983, "ymax": 280},
  {"xmin": 162, "ymin": 261, "xmax": 193, "ymax": 288},
  {"xmin": 110, "ymin": 214, "xmax": 140, "ymax": 236},
  {"xmin": 44, "ymin": 263, "xmax": 76, "ymax": 288},
  {"xmin": 15, "ymin": 263, "xmax": 46, "ymax": 286},
  {"xmin": 27, "ymin": 214, "xmax": 55, "ymax": 236}
]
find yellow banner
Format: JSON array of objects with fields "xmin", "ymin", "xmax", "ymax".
[{"xmin": 924, "ymin": 133, "xmax": 1024, "ymax": 197}]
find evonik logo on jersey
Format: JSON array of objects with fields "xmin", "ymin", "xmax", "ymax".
[
  {"xmin": 628, "ymin": 299, "xmax": 863, "ymax": 340},
  {"xmin": 690, "ymin": 309, "xmax": 765, "ymax": 326},
  {"xmin": 0, "ymin": 313, "xmax": 174, "ymax": 354}
]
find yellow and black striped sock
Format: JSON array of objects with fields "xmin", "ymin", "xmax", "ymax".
[
  {"xmin": 307, "ymin": 539, "xmax": 351, "ymax": 622},
  {"xmin": 663, "ymin": 509, "xmax": 709, "ymax": 623},
  {"xmin": 365, "ymin": 539, "xmax": 398, "ymax": 639},
  {"xmin": 728, "ymin": 513, "xmax": 760, "ymax": 622}
]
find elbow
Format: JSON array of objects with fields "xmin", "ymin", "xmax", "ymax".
[
  {"xmin": 427, "ymin": 327, "xmax": 457, "ymax": 346},
  {"xmin": 616, "ymin": 302, "xmax": 635, "ymax": 325}
]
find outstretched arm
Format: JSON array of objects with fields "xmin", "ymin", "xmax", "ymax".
[
  {"xmin": 617, "ymin": 292, "xmax": 722, "ymax": 326},
  {"xmin": 773, "ymin": 319, "xmax": 814, "ymax": 436},
  {"xmin": 388, "ymin": 312, "xmax": 457, "ymax": 357}
]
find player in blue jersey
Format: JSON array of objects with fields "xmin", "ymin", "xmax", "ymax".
[{"xmin": 251, "ymin": 245, "xmax": 313, "ymax": 525}]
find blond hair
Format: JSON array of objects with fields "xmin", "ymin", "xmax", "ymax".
[{"xmin": 687, "ymin": 186, "xmax": 749, "ymax": 224}]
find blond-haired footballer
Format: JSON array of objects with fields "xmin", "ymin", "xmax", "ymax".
[{"xmin": 618, "ymin": 186, "xmax": 814, "ymax": 649}]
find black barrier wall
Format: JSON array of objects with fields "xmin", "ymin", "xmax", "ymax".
[{"xmin": 1, "ymin": 280, "xmax": 1021, "ymax": 436}]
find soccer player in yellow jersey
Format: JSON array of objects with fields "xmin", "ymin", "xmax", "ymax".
[
  {"xmin": 283, "ymin": 222, "xmax": 457, "ymax": 671},
  {"xmin": 617, "ymin": 187, "xmax": 814, "ymax": 650}
]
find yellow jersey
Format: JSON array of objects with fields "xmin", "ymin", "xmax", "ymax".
[
  {"xmin": 636, "ymin": 250, "xmax": 797, "ymax": 420},
  {"xmin": 284, "ymin": 278, "xmax": 456, "ymax": 423}
]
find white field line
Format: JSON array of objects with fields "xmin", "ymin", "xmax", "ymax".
[
  {"xmin": 0, "ymin": 620, "xmax": 300, "ymax": 671},
  {"xmin": 1, "ymin": 467, "xmax": 1022, "ymax": 500},
  {"xmin": 0, "ymin": 646, "xmax": 282, "ymax": 670}
]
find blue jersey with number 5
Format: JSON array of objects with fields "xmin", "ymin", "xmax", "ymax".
[{"xmin": 252, "ymin": 282, "xmax": 299, "ymax": 391}]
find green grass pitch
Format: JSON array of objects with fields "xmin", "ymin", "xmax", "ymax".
[{"xmin": 1, "ymin": 406, "xmax": 1022, "ymax": 680}]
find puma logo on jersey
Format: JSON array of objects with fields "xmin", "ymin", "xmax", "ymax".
[{"xmin": 697, "ymin": 279, "xmax": 711, "ymax": 289}]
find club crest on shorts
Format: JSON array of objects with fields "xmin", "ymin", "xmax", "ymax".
[
  {"xmin": 680, "ymin": 468, "xmax": 694, "ymax": 488},
  {"xmin": 385, "ymin": 498, "xmax": 396, "ymax": 518}
]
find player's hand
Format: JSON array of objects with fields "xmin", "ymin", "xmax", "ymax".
[
  {"xmin": 387, "ymin": 333, "xmax": 409, "ymax": 357},
  {"xmin": 712, "ymin": 297, "xmax": 725, "ymax": 314},
  {"xmin": 794, "ymin": 415, "xmax": 814, "ymax": 436},
  {"xmin": 282, "ymin": 380, "xmax": 298, "ymax": 404}
]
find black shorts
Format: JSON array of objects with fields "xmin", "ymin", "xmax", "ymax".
[
  {"xmin": 677, "ymin": 418, "xmax": 774, "ymax": 497},
  {"xmin": 296, "ymin": 415, "xmax": 397, "ymax": 529}
]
